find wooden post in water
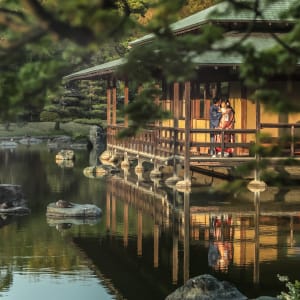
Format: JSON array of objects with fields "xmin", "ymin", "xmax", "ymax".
[
  {"xmin": 112, "ymin": 195, "xmax": 116, "ymax": 233},
  {"xmin": 253, "ymin": 191, "xmax": 260, "ymax": 285},
  {"xmin": 123, "ymin": 203, "xmax": 129, "ymax": 248},
  {"xmin": 106, "ymin": 191, "xmax": 111, "ymax": 231},
  {"xmin": 137, "ymin": 209, "xmax": 143, "ymax": 256},
  {"xmin": 183, "ymin": 190, "xmax": 190, "ymax": 283},
  {"xmin": 154, "ymin": 224, "xmax": 159, "ymax": 268},
  {"xmin": 172, "ymin": 234, "xmax": 179, "ymax": 284}
]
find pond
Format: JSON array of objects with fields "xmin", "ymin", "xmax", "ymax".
[{"xmin": 0, "ymin": 144, "xmax": 300, "ymax": 299}]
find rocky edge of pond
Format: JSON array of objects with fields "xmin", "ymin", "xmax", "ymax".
[
  {"xmin": 47, "ymin": 135, "xmax": 89, "ymax": 150},
  {"xmin": 0, "ymin": 135, "xmax": 89, "ymax": 150},
  {"xmin": 0, "ymin": 184, "xmax": 30, "ymax": 214},
  {"xmin": 165, "ymin": 274, "xmax": 277, "ymax": 300}
]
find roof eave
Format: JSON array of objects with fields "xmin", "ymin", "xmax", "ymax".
[{"xmin": 63, "ymin": 69, "xmax": 115, "ymax": 81}]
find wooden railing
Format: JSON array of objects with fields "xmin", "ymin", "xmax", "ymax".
[
  {"xmin": 107, "ymin": 125, "xmax": 257, "ymax": 158},
  {"xmin": 260, "ymin": 123, "xmax": 300, "ymax": 156},
  {"xmin": 106, "ymin": 123, "xmax": 300, "ymax": 159}
]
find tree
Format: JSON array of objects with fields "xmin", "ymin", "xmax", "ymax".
[
  {"xmin": 40, "ymin": 80, "xmax": 108, "ymax": 129},
  {"xmin": 1, "ymin": 0, "xmax": 300, "ymax": 129},
  {"xmin": 75, "ymin": 80, "xmax": 108, "ymax": 127}
]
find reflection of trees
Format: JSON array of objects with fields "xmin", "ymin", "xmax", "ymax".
[
  {"xmin": 0, "ymin": 213, "xmax": 103, "ymax": 274},
  {"xmin": 0, "ymin": 215, "xmax": 14, "ymax": 229},
  {"xmin": 0, "ymin": 146, "xmax": 106, "ymax": 274},
  {"xmin": 0, "ymin": 146, "xmax": 109, "ymax": 211}
]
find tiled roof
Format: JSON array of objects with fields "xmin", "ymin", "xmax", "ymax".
[
  {"xmin": 130, "ymin": 0, "xmax": 296, "ymax": 46},
  {"xmin": 63, "ymin": 58, "xmax": 125, "ymax": 81},
  {"xmin": 193, "ymin": 32, "xmax": 279, "ymax": 65},
  {"xmin": 64, "ymin": 33, "xmax": 293, "ymax": 81},
  {"xmin": 63, "ymin": 1, "xmax": 297, "ymax": 81}
]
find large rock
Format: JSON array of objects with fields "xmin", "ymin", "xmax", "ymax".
[
  {"xmin": 0, "ymin": 184, "xmax": 29, "ymax": 215},
  {"xmin": 55, "ymin": 149, "xmax": 75, "ymax": 160},
  {"xmin": 46, "ymin": 201, "xmax": 102, "ymax": 218},
  {"xmin": 89, "ymin": 125, "xmax": 106, "ymax": 150},
  {"xmin": 166, "ymin": 274, "xmax": 247, "ymax": 300},
  {"xmin": 0, "ymin": 184, "xmax": 24, "ymax": 206}
]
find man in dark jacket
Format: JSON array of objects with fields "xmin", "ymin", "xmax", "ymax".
[{"xmin": 209, "ymin": 98, "xmax": 222, "ymax": 156}]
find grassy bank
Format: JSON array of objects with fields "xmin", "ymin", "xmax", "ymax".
[{"xmin": 0, "ymin": 122, "xmax": 91, "ymax": 139}]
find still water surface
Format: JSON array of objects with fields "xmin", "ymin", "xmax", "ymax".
[{"xmin": 0, "ymin": 144, "xmax": 300, "ymax": 299}]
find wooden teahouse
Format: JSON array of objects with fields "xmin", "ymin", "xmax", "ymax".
[{"xmin": 63, "ymin": 0, "xmax": 300, "ymax": 186}]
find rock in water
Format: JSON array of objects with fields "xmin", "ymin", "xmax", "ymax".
[
  {"xmin": 0, "ymin": 184, "xmax": 24, "ymax": 206},
  {"xmin": 55, "ymin": 149, "xmax": 75, "ymax": 160},
  {"xmin": 46, "ymin": 202, "xmax": 102, "ymax": 218},
  {"xmin": 165, "ymin": 274, "xmax": 247, "ymax": 300}
]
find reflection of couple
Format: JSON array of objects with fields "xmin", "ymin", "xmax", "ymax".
[
  {"xmin": 209, "ymin": 98, "xmax": 235, "ymax": 157},
  {"xmin": 208, "ymin": 214, "xmax": 234, "ymax": 272}
]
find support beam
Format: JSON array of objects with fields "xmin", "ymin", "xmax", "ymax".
[
  {"xmin": 175, "ymin": 81, "xmax": 191, "ymax": 190},
  {"xmin": 124, "ymin": 80, "xmax": 129, "ymax": 127},
  {"xmin": 184, "ymin": 81, "xmax": 191, "ymax": 184},
  {"xmin": 106, "ymin": 80, "xmax": 112, "ymax": 126},
  {"xmin": 255, "ymin": 98, "xmax": 261, "ymax": 181},
  {"xmin": 112, "ymin": 79, "xmax": 117, "ymax": 126}
]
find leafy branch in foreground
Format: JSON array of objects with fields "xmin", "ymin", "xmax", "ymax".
[{"xmin": 278, "ymin": 274, "xmax": 300, "ymax": 300}]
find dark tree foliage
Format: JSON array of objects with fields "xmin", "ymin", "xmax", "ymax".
[{"xmin": 0, "ymin": 0, "xmax": 300, "ymax": 130}]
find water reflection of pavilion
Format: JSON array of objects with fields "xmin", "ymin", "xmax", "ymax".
[
  {"xmin": 106, "ymin": 178, "xmax": 300, "ymax": 282},
  {"xmin": 74, "ymin": 174, "xmax": 300, "ymax": 299}
]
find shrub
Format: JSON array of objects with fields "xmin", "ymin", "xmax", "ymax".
[{"xmin": 278, "ymin": 274, "xmax": 300, "ymax": 300}]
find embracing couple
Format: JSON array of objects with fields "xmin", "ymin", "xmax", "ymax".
[{"xmin": 209, "ymin": 97, "xmax": 235, "ymax": 157}]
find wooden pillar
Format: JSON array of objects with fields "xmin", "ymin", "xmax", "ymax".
[
  {"xmin": 255, "ymin": 98, "xmax": 261, "ymax": 181},
  {"xmin": 124, "ymin": 80, "xmax": 129, "ymax": 127},
  {"xmin": 174, "ymin": 82, "xmax": 179, "ymax": 121},
  {"xmin": 170, "ymin": 82, "xmax": 179, "ymax": 177},
  {"xmin": 184, "ymin": 81, "xmax": 191, "ymax": 183},
  {"xmin": 107, "ymin": 80, "xmax": 112, "ymax": 126},
  {"xmin": 112, "ymin": 79, "xmax": 117, "ymax": 126},
  {"xmin": 241, "ymin": 98, "xmax": 247, "ymax": 142}
]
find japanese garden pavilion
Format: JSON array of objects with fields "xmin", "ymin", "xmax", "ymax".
[{"xmin": 63, "ymin": 0, "xmax": 300, "ymax": 186}]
